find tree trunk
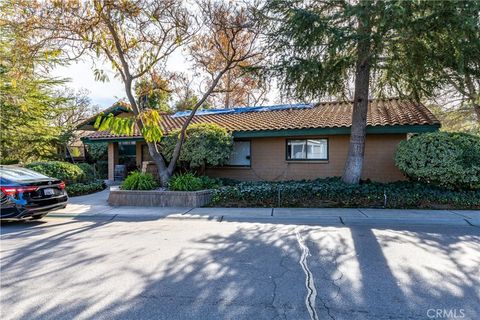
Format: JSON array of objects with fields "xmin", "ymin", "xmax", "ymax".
[
  {"xmin": 474, "ymin": 104, "xmax": 480, "ymax": 124},
  {"xmin": 225, "ymin": 69, "xmax": 231, "ymax": 108},
  {"xmin": 100, "ymin": 10, "xmax": 172, "ymax": 188},
  {"xmin": 342, "ymin": 2, "xmax": 371, "ymax": 184},
  {"xmin": 146, "ymin": 141, "xmax": 170, "ymax": 186},
  {"xmin": 124, "ymin": 79, "xmax": 170, "ymax": 187},
  {"xmin": 166, "ymin": 67, "xmax": 232, "ymax": 179}
]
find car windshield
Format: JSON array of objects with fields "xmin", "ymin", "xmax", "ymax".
[{"xmin": 0, "ymin": 166, "xmax": 50, "ymax": 181}]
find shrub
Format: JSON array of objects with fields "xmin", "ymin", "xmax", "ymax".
[
  {"xmin": 395, "ymin": 132, "xmax": 480, "ymax": 190},
  {"xmin": 26, "ymin": 161, "xmax": 84, "ymax": 183},
  {"xmin": 199, "ymin": 176, "xmax": 221, "ymax": 189},
  {"xmin": 121, "ymin": 171, "xmax": 158, "ymax": 190},
  {"xmin": 169, "ymin": 173, "xmax": 203, "ymax": 191},
  {"xmin": 218, "ymin": 177, "xmax": 241, "ymax": 186},
  {"xmin": 95, "ymin": 161, "xmax": 108, "ymax": 179},
  {"xmin": 86, "ymin": 142, "xmax": 108, "ymax": 161},
  {"xmin": 76, "ymin": 163, "xmax": 95, "ymax": 182},
  {"xmin": 211, "ymin": 178, "xmax": 480, "ymax": 209},
  {"xmin": 168, "ymin": 173, "xmax": 220, "ymax": 191},
  {"xmin": 161, "ymin": 123, "xmax": 233, "ymax": 168},
  {"xmin": 66, "ymin": 181, "xmax": 105, "ymax": 197}
]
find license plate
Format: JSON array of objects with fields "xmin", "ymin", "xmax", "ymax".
[{"xmin": 43, "ymin": 188, "xmax": 55, "ymax": 196}]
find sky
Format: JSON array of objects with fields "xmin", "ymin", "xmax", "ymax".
[
  {"xmin": 52, "ymin": 48, "xmax": 194, "ymax": 109},
  {"xmin": 52, "ymin": 50, "xmax": 281, "ymax": 111},
  {"xmin": 53, "ymin": 60, "xmax": 126, "ymax": 107}
]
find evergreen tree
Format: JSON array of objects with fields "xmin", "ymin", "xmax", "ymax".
[
  {"xmin": 261, "ymin": 0, "xmax": 480, "ymax": 183},
  {"xmin": 0, "ymin": 5, "xmax": 66, "ymax": 163}
]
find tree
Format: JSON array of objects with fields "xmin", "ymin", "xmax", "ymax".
[
  {"xmin": 0, "ymin": 2, "xmax": 67, "ymax": 163},
  {"xmin": 428, "ymin": 103, "xmax": 479, "ymax": 134},
  {"xmin": 10, "ymin": 0, "xmax": 191, "ymax": 184},
  {"xmin": 52, "ymin": 88, "xmax": 99, "ymax": 147},
  {"xmin": 175, "ymin": 94, "xmax": 201, "ymax": 112},
  {"xmin": 173, "ymin": 75, "xmax": 212, "ymax": 111},
  {"xmin": 53, "ymin": 89, "xmax": 97, "ymax": 129},
  {"xmin": 383, "ymin": 1, "xmax": 480, "ymax": 126},
  {"xmin": 154, "ymin": 0, "xmax": 261, "ymax": 183},
  {"xmin": 261, "ymin": 0, "xmax": 480, "ymax": 184},
  {"xmin": 161, "ymin": 123, "xmax": 233, "ymax": 172},
  {"xmin": 445, "ymin": 79, "xmax": 480, "ymax": 125},
  {"xmin": 135, "ymin": 72, "xmax": 172, "ymax": 112},
  {"xmin": 15, "ymin": 0, "xmax": 261, "ymax": 186},
  {"xmin": 191, "ymin": 1, "xmax": 266, "ymax": 108}
]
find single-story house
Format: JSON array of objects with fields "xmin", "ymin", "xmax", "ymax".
[{"xmin": 79, "ymin": 98, "xmax": 440, "ymax": 182}]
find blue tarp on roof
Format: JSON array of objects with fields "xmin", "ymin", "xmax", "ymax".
[{"xmin": 171, "ymin": 103, "xmax": 315, "ymax": 118}]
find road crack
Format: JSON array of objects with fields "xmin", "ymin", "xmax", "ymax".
[
  {"xmin": 304, "ymin": 239, "xmax": 342, "ymax": 320},
  {"xmin": 295, "ymin": 227, "xmax": 319, "ymax": 320}
]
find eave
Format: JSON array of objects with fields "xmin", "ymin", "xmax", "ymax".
[
  {"xmin": 232, "ymin": 124, "xmax": 440, "ymax": 138},
  {"xmin": 82, "ymin": 124, "xmax": 440, "ymax": 143}
]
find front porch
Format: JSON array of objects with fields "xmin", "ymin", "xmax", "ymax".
[{"xmin": 106, "ymin": 140, "xmax": 155, "ymax": 181}]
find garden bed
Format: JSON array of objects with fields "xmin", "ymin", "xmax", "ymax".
[
  {"xmin": 66, "ymin": 181, "xmax": 106, "ymax": 197},
  {"xmin": 210, "ymin": 178, "xmax": 480, "ymax": 209},
  {"xmin": 108, "ymin": 189, "xmax": 213, "ymax": 207}
]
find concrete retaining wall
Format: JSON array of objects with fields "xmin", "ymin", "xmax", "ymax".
[{"xmin": 108, "ymin": 189, "xmax": 213, "ymax": 207}]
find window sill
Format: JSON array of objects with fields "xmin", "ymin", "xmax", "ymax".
[
  {"xmin": 208, "ymin": 166, "xmax": 252, "ymax": 169},
  {"xmin": 286, "ymin": 160, "xmax": 329, "ymax": 164}
]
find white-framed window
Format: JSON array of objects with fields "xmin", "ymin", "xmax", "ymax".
[
  {"xmin": 286, "ymin": 138, "xmax": 328, "ymax": 160},
  {"xmin": 227, "ymin": 140, "xmax": 251, "ymax": 166}
]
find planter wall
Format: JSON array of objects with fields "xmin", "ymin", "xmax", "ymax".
[{"xmin": 108, "ymin": 189, "xmax": 213, "ymax": 207}]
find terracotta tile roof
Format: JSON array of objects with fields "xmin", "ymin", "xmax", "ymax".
[{"xmin": 84, "ymin": 98, "xmax": 440, "ymax": 140}]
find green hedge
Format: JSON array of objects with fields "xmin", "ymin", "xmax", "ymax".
[
  {"xmin": 66, "ymin": 181, "xmax": 105, "ymax": 197},
  {"xmin": 211, "ymin": 178, "xmax": 480, "ymax": 209},
  {"xmin": 26, "ymin": 161, "xmax": 85, "ymax": 183},
  {"xmin": 26, "ymin": 161, "xmax": 107, "ymax": 196},
  {"xmin": 395, "ymin": 132, "xmax": 480, "ymax": 190},
  {"xmin": 76, "ymin": 163, "xmax": 95, "ymax": 182}
]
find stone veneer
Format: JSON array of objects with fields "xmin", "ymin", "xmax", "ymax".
[{"xmin": 108, "ymin": 189, "xmax": 213, "ymax": 207}]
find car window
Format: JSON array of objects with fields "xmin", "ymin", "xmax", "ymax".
[{"xmin": 0, "ymin": 166, "xmax": 50, "ymax": 181}]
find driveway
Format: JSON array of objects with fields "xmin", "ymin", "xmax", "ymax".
[{"xmin": 1, "ymin": 215, "xmax": 479, "ymax": 320}]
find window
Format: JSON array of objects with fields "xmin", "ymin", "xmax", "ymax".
[
  {"xmin": 118, "ymin": 141, "xmax": 136, "ymax": 166},
  {"xmin": 227, "ymin": 140, "xmax": 251, "ymax": 166},
  {"xmin": 286, "ymin": 139, "xmax": 328, "ymax": 160}
]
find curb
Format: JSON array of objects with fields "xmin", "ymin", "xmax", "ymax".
[
  {"xmin": 46, "ymin": 212, "xmax": 475, "ymax": 227},
  {"xmin": 341, "ymin": 217, "xmax": 471, "ymax": 226}
]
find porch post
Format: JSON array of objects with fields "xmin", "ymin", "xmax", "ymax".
[
  {"xmin": 135, "ymin": 141, "xmax": 142, "ymax": 168},
  {"xmin": 108, "ymin": 142, "xmax": 119, "ymax": 181}
]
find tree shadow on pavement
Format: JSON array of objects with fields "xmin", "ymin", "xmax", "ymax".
[
  {"xmin": 368, "ymin": 226, "xmax": 480, "ymax": 319},
  {"xmin": 1, "ymin": 219, "xmax": 479, "ymax": 320}
]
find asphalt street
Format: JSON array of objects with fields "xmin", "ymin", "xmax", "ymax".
[{"xmin": 1, "ymin": 216, "xmax": 479, "ymax": 320}]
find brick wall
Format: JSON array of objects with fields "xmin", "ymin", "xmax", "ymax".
[{"xmin": 205, "ymin": 134, "xmax": 407, "ymax": 182}]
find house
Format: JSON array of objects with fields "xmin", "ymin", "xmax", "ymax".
[
  {"xmin": 59, "ymin": 130, "xmax": 91, "ymax": 163},
  {"xmin": 79, "ymin": 98, "xmax": 440, "ymax": 182}
]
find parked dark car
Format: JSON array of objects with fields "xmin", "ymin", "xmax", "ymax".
[{"xmin": 0, "ymin": 166, "xmax": 68, "ymax": 221}]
